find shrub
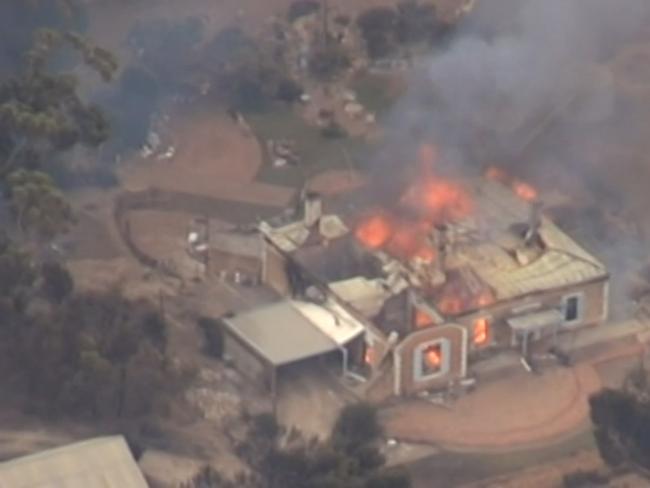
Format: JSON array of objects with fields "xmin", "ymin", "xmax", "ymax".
[
  {"xmin": 321, "ymin": 120, "xmax": 346, "ymax": 139},
  {"xmin": 252, "ymin": 413, "xmax": 280, "ymax": 440},
  {"xmin": 332, "ymin": 403, "xmax": 382, "ymax": 452},
  {"xmin": 366, "ymin": 468, "xmax": 412, "ymax": 488},
  {"xmin": 276, "ymin": 78, "xmax": 304, "ymax": 104},
  {"xmin": 198, "ymin": 317, "xmax": 224, "ymax": 359},
  {"xmin": 41, "ymin": 261, "xmax": 74, "ymax": 303},
  {"xmin": 309, "ymin": 44, "xmax": 350, "ymax": 81},
  {"xmin": 357, "ymin": 8, "xmax": 397, "ymax": 59},
  {"xmin": 288, "ymin": 0, "xmax": 320, "ymax": 22},
  {"xmin": 563, "ymin": 470, "xmax": 609, "ymax": 488}
]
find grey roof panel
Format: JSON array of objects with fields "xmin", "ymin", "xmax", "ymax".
[
  {"xmin": 0, "ymin": 436, "xmax": 148, "ymax": 488},
  {"xmin": 223, "ymin": 301, "xmax": 340, "ymax": 366}
]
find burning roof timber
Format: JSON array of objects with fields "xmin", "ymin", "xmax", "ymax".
[{"xmin": 260, "ymin": 161, "xmax": 607, "ymax": 325}]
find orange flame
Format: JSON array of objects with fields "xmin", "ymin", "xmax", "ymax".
[
  {"xmin": 484, "ymin": 165, "xmax": 508, "ymax": 183},
  {"xmin": 512, "ymin": 180, "xmax": 538, "ymax": 202},
  {"xmin": 415, "ymin": 244, "xmax": 437, "ymax": 263},
  {"xmin": 473, "ymin": 317, "xmax": 489, "ymax": 346},
  {"xmin": 364, "ymin": 346, "xmax": 375, "ymax": 365},
  {"xmin": 355, "ymin": 213, "xmax": 392, "ymax": 249},
  {"xmin": 437, "ymin": 295, "xmax": 464, "ymax": 315},
  {"xmin": 354, "ymin": 142, "xmax": 472, "ymax": 261},
  {"xmin": 414, "ymin": 309, "xmax": 433, "ymax": 328},
  {"xmin": 424, "ymin": 345, "xmax": 442, "ymax": 369},
  {"xmin": 484, "ymin": 166, "xmax": 538, "ymax": 202},
  {"xmin": 476, "ymin": 290, "xmax": 494, "ymax": 308}
]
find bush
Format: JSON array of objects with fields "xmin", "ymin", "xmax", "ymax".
[
  {"xmin": 276, "ymin": 78, "xmax": 304, "ymax": 104},
  {"xmin": 309, "ymin": 44, "xmax": 350, "ymax": 81},
  {"xmin": 563, "ymin": 470, "xmax": 609, "ymax": 487},
  {"xmin": 321, "ymin": 120, "xmax": 346, "ymax": 139},
  {"xmin": 332, "ymin": 403, "xmax": 382, "ymax": 452},
  {"xmin": 252, "ymin": 413, "xmax": 280, "ymax": 440},
  {"xmin": 357, "ymin": 8, "xmax": 397, "ymax": 59},
  {"xmin": 41, "ymin": 261, "xmax": 74, "ymax": 303},
  {"xmin": 395, "ymin": 1, "xmax": 439, "ymax": 45},
  {"xmin": 198, "ymin": 317, "xmax": 224, "ymax": 359},
  {"xmin": 366, "ymin": 468, "xmax": 412, "ymax": 488},
  {"xmin": 288, "ymin": 0, "xmax": 320, "ymax": 22}
]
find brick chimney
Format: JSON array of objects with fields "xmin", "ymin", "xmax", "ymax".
[{"xmin": 303, "ymin": 192, "xmax": 322, "ymax": 227}]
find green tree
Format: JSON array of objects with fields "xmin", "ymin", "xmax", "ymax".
[
  {"xmin": 357, "ymin": 8, "xmax": 398, "ymax": 59},
  {"xmin": 395, "ymin": 2, "xmax": 439, "ymax": 45},
  {"xmin": 589, "ymin": 365, "xmax": 650, "ymax": 473},
  {"xmin": 332, "ymin": 403, "xmax": 383, "ymax": 453},
  {"xmin": 214, "ymin": 403, "xmax": 410, "ymax": 488},
  {"xmin": 288, "ymin": 1, "xmax": 320, "ymax": 23},
  {"xmin": 309, "ymin": 43, "xmax": 350, "ymax": 81},
  {"xmin": 5, "ymin": 169, "xmax": 73, "ymax": 240},
  {"xmin": 40, "ymin": 259, "xmax": 74, "ymax": 303},
  {"xmin": 0, "ymin": 29, "xmax": 117, "ymax": 175}
]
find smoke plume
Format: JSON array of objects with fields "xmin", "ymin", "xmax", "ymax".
[{"xmin": 375, "ymin": 0, "xmax": 650, "ymax": 318}]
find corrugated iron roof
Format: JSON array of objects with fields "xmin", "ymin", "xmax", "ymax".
[
  {"xmin": 453, "ymin": 180, "xmax": 607, "ymax": 300},
  {"xmin": 223, "ymin": 299, "xmax": 364, "ymax": 366},
  {"xmin": 0, "ymin": 436, "xmax": 148, "ymax": 488}
]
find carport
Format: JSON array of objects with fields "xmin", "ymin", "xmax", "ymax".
[{"xmin": 222, "ymin": 299, "xmax": 365, "ymax": 402}]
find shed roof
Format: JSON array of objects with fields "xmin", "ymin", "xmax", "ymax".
[
  {"xmin": 0, "ymin": 436, "xmax": 148, "ymax": 488},
  {"xmin": 223, "ymin": 300, "xmax": 364, "ymax": 366}
]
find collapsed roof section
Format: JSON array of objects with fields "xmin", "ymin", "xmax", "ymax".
[{"xmin": 260, "ymin": 178, "xmax": 608, "ymax": 333}]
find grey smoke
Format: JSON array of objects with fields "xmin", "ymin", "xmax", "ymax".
[
  {"xmin": 375, "ymin": 0, "xmax": 650, "ymax": 318},
  {"xmin": 384, "ymin": 0, "xmax": 650, "ymax": 168}
]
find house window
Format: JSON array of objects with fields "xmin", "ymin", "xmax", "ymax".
[
  {"xmin": 414, "ymin": 339, "xmax": 450, "ymax": 382},
  {"xmin": 422, "ymin": 344, "xmax": 443, "ymax": 375},
  {"xmin": 562, "ymin": 293, "xmax": 584, "ymax": 325}
]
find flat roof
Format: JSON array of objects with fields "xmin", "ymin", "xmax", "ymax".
[
  {"xmin": 508, "ymin": 309, "xmax": 564, "ymax": 332},
  {"xmin": 0, "ymin": 436, "xmax": 148, "ymax": 488},
  {"xmin": 223, "ymin": 300, "xmax": 364, "ymax": 366}
]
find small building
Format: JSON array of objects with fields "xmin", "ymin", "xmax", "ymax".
[
  {"xmin": 0, "ymin": 436, "xmax": 148, "ymax": 488},
  {"xmin": 221, "ymin": 298, "xmax": 365, "ymax": 396}
]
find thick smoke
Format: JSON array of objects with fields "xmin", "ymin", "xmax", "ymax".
[{"xmin": 376, "ymin": 0, "xmax": 650, "ymax": 318}]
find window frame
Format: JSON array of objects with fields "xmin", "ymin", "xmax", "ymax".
[
  {"xmin": 562, "ymin": 292, "xmax": 585, "ymax": 326},
  {"xmin": 413, "ymin": 338, "xmax": 450, "ymax": 382}
]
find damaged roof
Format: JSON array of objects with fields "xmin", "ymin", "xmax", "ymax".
[
  {"xmin": 262, "ymin": 178, "xmax": 608, "ymax": 318},
  {"xmin": 455, "ymin": 180, "xmax": 608, "ymax": 300}
]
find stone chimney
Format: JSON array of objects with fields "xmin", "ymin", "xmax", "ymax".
[
  {"xmin": 524, "ymin": 201, "xmax": 543, "ymax": 244},
  {"xmin": 303, "ymin": 192, "xmax": 322, "ymax": 227}
]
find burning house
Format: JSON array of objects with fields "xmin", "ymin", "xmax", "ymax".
[{"xmin": 220, "ymin": 147, "xmax": 609, "ymax": 398}]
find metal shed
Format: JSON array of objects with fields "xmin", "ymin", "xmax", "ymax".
[
  {"xmin": 0, "ymin": 436, "xmax": 148, "ymax": 488},
  {"xmin": 222, "ymin": 299, "xmax": 365, "ymax": 397}
]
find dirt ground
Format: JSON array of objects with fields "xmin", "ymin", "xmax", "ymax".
[
  {"xmin": 120, "ymin": 109, "xmax": 295, "ymax": 207},
  {"xmin": 382, "ymin": 364, "xmax": 601, "ymax": 450},
  {"xmin": 464, "ymin": 450, "xmax": 603, "ymax": 488}
]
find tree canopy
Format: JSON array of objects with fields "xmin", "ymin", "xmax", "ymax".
[
  {"xmin": 589, "ymin": 364, "xmax": 650, "ymax": 473},
  {"xmin": 357, "ymin": 2, "xmax": 446, "ymax": 59},
  {"xmin": 0, "ymin": 28, "xmax": 116, "ymax": 241},
  {"xmin": 0, "ymin": 247, "xmax": 183, "ymax": 420},
  {"xmin": 184, "ymin": 404, "xmax": 411, "ymax": 488}
]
